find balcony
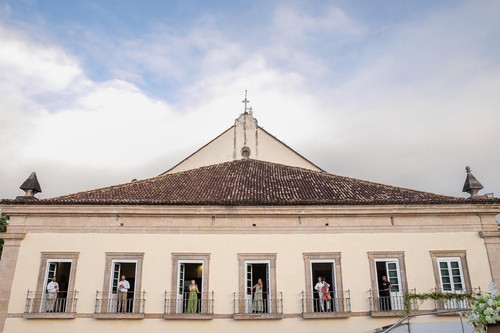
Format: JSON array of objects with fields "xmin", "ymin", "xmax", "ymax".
[
  {"xmin": 23, "ymin": 290, "xmax": 78, "ymax": 319},
  {"xmin": 368, "ymin": 289, "xmax": 416, "ymax": 317},
  {"xmin": 163, "ymin": 291, "xmax": 214, "ymax": 320},
  {"xmin": 93, "ymin": 291, "xmax": 145, "ymax": 319},
  {"xmin": 301, "ymin": 290, "xmax": 351, "ymax": 319},
  {"xmin": 233, "ymin": 292, "xmax": 283, "ymax": 320},
  {"xmin": 433, "ymin": 288, "xmax": 480, "ymax": 314}
]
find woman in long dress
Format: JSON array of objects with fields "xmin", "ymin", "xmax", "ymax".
[
  {"xmin": 251, "ymin": 278, "xmax": 264, "ymax": 313},
  {"xmin": 186, "ymin": 280, "xmax": 199, "ymax": 313}
]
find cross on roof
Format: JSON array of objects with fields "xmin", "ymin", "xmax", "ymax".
[{"xmin": 242, "ymin": 90, "xmax": 250, "ymax": 114}]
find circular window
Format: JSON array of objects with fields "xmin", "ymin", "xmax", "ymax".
[{"xmin": 241, "ymin": 146, "xmax": 251, "ymax": 158}]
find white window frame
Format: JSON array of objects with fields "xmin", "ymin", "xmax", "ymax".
[
  {"xmin": 436, "ymin": 257, "xmax": 466, "ymax": 292},
  {"xmin": 40, "ymin": 259, "xmax": 74, "ymax": 312},
  {"xmin": 244, "ymin": 260, "xmax": 271, "ymax": 314}
]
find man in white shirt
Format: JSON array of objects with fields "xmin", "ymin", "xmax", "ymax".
[
  {"xmin": 314, "ymin": 276, "xmax": 330, "ymax": 312},
  {"xmin": 44, "ymin": 276, "xmax": 59, "ymax": 312},
  {"xmin": 117, "ymin": 275, "xmax": 130, "ymax": 313}
]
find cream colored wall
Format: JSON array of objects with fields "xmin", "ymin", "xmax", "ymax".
[
  {"xmin": 166, "ymin": 127, "xmax": 235, "ymax": 174},
  {"xmin": 3, "ymin": 315, "xmax": 469, "ymax": 333},
  {"xmin": 7, "ymin": 232, "xmax": 491, "ymax": 318},
  {"xmin": 256, "ymin": 128, "xmax": 321, "ymax": 171}
]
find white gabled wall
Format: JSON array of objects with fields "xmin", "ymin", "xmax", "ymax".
[{"xmin": 166, "ymin": 113, "xmax": 321, "ymax": 174}]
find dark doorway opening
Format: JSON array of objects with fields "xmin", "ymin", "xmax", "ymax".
[
  {"xmin": 45, "ymin": 262, "xmax": 71, "ymax": 312},
  {"xmin": 311, "ymin": 262, "xmax": 335, "ymax": 312}
]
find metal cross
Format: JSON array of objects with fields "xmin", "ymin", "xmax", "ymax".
[{"xmin": 242, "ymin": 90, "xmax": 249, "ymax": 113}]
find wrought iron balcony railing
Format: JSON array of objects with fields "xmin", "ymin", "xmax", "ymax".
[
  {"xmin": 301, "ymin": 290, "xmax": 351, "ymax": 316},
  {"xmin": 94, "ymin": 291, "xmax": 146, "ymax": 315},
  {"xmin": 432, "ymin": 288, "xmax": 480, "ymax": 311},
  {"xmin": 368, "ymin": 289, "xmax": 416, "ymax": 313},
  {"xmin": 24, "ymin": 290, "xmax": 78, "ymax": 314},
  {"xmin": 233, "ymin": 292, "xmax": 283, "ymax": 317},
  {"xmin": 164, "ymin": 291, "xmax": 214, "ymax": 316}
]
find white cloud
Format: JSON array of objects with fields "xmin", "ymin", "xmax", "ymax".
[{"xmin": 0, "ymin": 1, "xmax": 499, "ymax": 201}]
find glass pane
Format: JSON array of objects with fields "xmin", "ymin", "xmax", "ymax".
[
  {"xmin": 451, "ymin": 262, "xmax": 459, "ymax": 268},
  {"xmin": 389, "ymin": 279, "xmax": 399, "ymax": 287},
  {"xmin": 441, "ymin": 269, "xmax": 450, "ymax": 277},
  {"xmin": 388, "ymin": 263, "xmax": 397, "ymax": 270},
  {"xmin": 454, "ymin": 284, "xmax": 463, "ymax": 290},
  {"xmin": 389, "ymin": 271, "xmax": 398, "ymax": 278},
  {"xmin": 453, "ymin": 276, "xmax": 462, "ymax": 283},
  {"xmin": 443, "ymin": 284, "xmax": 452, "ymax": 291},
  {"xmin": 439, "ymin": 262, "xmax": 448, "ymax": 269},
  {"xmin": 452, "ymin": 269, "xmax": 460, "ymax": 276},
  {"xmin": 442, "ymin": 277, "xmax": 451, "ymax": 284}
]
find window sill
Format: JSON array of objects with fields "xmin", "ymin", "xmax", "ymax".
[
  {"xmin": 233, "ymin": 313, "xmax": 283, "ymax": 320},
  {"xmin": 163, "ymin": 313, "xmax": 213, "ymax": 320},
  {"xmin": 370, "ymin": 310, "xmax": 404, "ymax": 317},
  {"xmin": 23, "ymin": 312, "xmax": 76, "ymax": 319},
  {"xmin": 302, "ymin": 312, "xmax": 350, "ymax": 319},
  {"xmin": 93, "ymin": 313, "xmax": 144, "ymax": 320}
]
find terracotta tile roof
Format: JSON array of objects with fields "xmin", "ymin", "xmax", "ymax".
[{"xmin": 3, "ymin": 159, "xmax": 496, "ymax": 206}]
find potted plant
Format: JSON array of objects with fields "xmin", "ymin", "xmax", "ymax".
[{"xmin": 468, "ymin": 283, "xmax": 500, "ymax": 332}]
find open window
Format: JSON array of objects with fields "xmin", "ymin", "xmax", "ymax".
[
  {"xmin": 28, "ymin": 252, "xmax": 79, "ymax": 316},
  {"xmin": 95, "ymin": 252, "xmax": 144, "ymax": 316},
  {"xmin": 109, "ymin": 261, "xmax": 137, "ymax": 313},
  {"xmin": 310, "ymin": 261, "xmax": 337, "ymax": 312},
  {"xmin": 302, "ymin": 253, "xmax": 348, "ymax": 317},
  {"xmin": 42, "ymin": 260, "xmax": 72, "ymax": 312},
  {"xmin": 235, "ymin": 253, "xmax": 281, "ymax": 318},
  {"xmin": 176, "ymin": 261, "xmax": 203, "ymax": 313},
  {"xmin": 368, "ymin": 252, "xmax": 408, "ymax": 313},
  {"xmin": 244, "ymin": 261, "xmax": 271, "ymax": 313},
  {"xmin": 168, "ymin": 253, "xmax": 211, "ymax": 316},
  {"xmin": 374, "ymin": 259, "xmax": 403, "ymax": 311}
]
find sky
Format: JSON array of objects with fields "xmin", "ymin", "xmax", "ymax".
[{"xmin": 0, "ymin": 0, "xmax": 499, "ymax": 200}]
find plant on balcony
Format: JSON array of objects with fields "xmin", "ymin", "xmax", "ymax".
[
  {"xmin": 467, "ymin": 283, "xmax": 500, "ymax": 332},
  {"xmin": 403, "ymin": 290, "xmax": 474, "ymax": 315}
]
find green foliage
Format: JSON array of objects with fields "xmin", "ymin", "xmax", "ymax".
[
  {"xmin": 468, "ymin": 286, "xmax": 500, "ymax": 332},
  {"xmin": 0, "ymin": 213, "xmax": 7, "ymax": 232},
  {"xmin": 0, "ymin": 212, "xmax": 8, "ymax": 259},
  {"xmin": 403, "ymin": 290, "xmax": 475, "ymax": 315}
]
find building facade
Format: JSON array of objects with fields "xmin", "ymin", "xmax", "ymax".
[{"xmin": 1, "ymin": 111, "xmax": 499, "ymax": 333}]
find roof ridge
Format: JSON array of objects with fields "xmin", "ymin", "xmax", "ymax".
[{"xmin": 48, "ymin": 158, "xmax": 461, "ymax": 201}]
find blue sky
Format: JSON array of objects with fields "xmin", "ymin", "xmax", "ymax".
[{"xmin": 0, "ymin": 0, "xmax": 499, "ymax": 200}]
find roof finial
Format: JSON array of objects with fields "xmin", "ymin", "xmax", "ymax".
[
  {"xmin": 242, "ymin": 90, "xmax": 250, "ymax": 114},
  {"xmin": 462, "ymin": 166, "xmax": 484, "ymax": 198},
  {"xmin": 17, "ymin": 172, "xmax": 42, "ymax": 199}
]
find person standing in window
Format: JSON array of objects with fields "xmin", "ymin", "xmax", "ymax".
[
  {"xmin": 379, "ymin": 275, "xmax": 392, "ymax": 311},
  {"xmin": 251, "ymin": 278, "xmax": 264, "ymax": 313},
  {"xmin": 44, "ymin": 276, "xmax": 59, "ymax": 312},
  {"xmin": 314, "ymin": 276, "xmax": 330, "ymax": 312},
  {"xmin": 117, "ymin": 275, "xmax": 130, "ymax": 313},
  {"xmin": 186, "ymin": 280, "xmax": 199, "ymax": 313}
]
